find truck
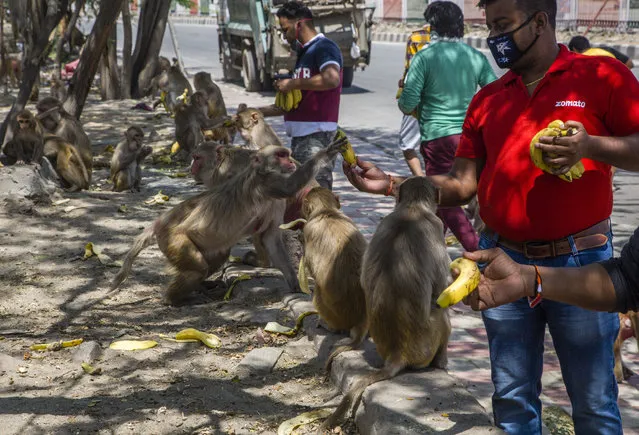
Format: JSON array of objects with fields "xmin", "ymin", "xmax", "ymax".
[{"xmin": 216, "ymin": 0, "xmax": 375, "ymax": 92}]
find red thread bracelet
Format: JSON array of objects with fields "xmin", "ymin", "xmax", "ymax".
[
  {"xmin": 528, "ymin": 265, "xmax": 543, "ymax": 308},
  {"xmin": 384, "ymin": 175, "xmax": 394, "ymax": 196}
]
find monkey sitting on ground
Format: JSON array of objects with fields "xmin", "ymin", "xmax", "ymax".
[
  {"xmin": 110, "ymin": 138, "xmax": 346, "ymax": 305},
  {"xmin": 36, "ymin": 97, "xmax": 92, "ymax": 181},
  {"xmin": 614, "ymin": 311, "xmax": 639, "ymax": 382},
  {"xmin": 235, "ymin": 104, "xmax": 283, "ymax": 149},
  {"xmin": 2, "ymin": 110, "xmax": 44, "ymax": 165},
  {"xmin": 321, "ymin": 177, "xmax": 452, "ymax": 430},
  {"xmin": 300, "ymin": 187, "xmax": 368, "ymax": 369},
  {"xmin": 194, "ymin": 71, "xmax": 227, "ymax": 119},
  {"xmin": 144, "ymin": 56, "xmax": 172, "ymax": 98},
  {"xmin": 42, "ymin": 135, "xmax": 90, "ymax": 191},
  {"xmin": 151, "ymin": 58, "xmax": 193, "ymax": 114},
  {"xmin": 110, "ymin": 126, "xmax": 152, "ymax": 192}
]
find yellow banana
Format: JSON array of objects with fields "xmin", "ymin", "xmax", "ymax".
[
  {"xmin": 292, "ymin": 89, "xmax": 302, "ymax": 109},
  {"xmin": 335, "ymin": 129, "xmax": 357, "ymax": 166},
  {"xmin": 529, "ymin": 120, "xmax": 584, "ymax": 182},
  {"xmin": 285, "ymin": 91, "xmax": 294, "ymax": 111},
  {"xmin": 436, "ymin": 258, "xmax": 481, "ymax": 308},
  {"xmin": 175, "ymin": 328, "xmax": 221, "ymax": 349},
  {"xmin": 275, "ymin": 91, "xmax": 283, "ymax": 109}
]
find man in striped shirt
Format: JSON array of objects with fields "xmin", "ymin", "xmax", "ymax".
[{"xmin": 396, "ymin": 24, "xmax": 431, "ymax": 176}]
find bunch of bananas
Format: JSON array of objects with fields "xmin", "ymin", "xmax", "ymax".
[
  {"xmin": 334, "ymin": 129, "xmax": 357, "ymax": 166},
  {"xmin": 275, "ymin": 89, "xmax": 303, "ymax": 112},
  {"xmin": 436, "ymin": 258, "xmax": 481, "ymax": 308},
  {"xmin": 530, "ymin": 120, "xmax": 585, "ymax": 182}
]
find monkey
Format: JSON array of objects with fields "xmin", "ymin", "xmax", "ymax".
[
  {"xmin": 49, "ymin": 76, "xmax": 68, "ymax": 102},
  {"xmin": 235, "ymin": 104, "xmax": 283, "ymax": 150},
  {"xmin": 110, "ymin": 126, "xmax": 152, "ymax": 192},
  {"xmin": 190, "ymin": 141, "xmax": 254, "ymax": 187},
  {"xmin": 2, "ymin": 110, "xmax": 44, "ymax": 165},
  {"xmin": 144, "ymin": 56, "xmax": 172, "ymax": 98},
  {"xmin": 174, "ymin": 92, "xmax": 221, "ymax": 160},
  {"xmin": 36, "ymin": 97, "xmax": 92, "ymax": 182},
  {"xmin": 110, "ymin": 138, "xmax": 346, "ymax": 305},
  {"xmin": 194, "ymin": 71, "xmax": 227, "ymax": 120},
  {"xmin": 321, "ymin": 177, "xmax": 452, "ymax": 430},
  {"xmin": 0, "ymin": 54, "xmax": 21, "ymax": 88},
  {"xmin": 614, "ymin": 311, "xmax": 639, "ymax": 382},
  {"xmin": 151, "ymin": 60, "xmax": 193, "ymax": 114},
  {"xmin": 299, "ymin": 187, "xmax": 368, "ymax": 369},
  {"xmin": 42, "ymin": 135, "xmax": 90, "ymax": 191}
]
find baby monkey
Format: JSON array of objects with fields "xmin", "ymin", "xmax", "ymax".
[{"xmin": 110, "ymin": 126, "xmax": 152, "ymax": 192}]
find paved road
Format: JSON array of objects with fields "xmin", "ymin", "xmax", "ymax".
[{"xmin": 158, "ymin": 24, "xmax": 639, "ymax": 147}]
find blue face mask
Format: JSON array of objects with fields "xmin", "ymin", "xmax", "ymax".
[{"xmin": 487, "ymin": 13, "xmax": 540, "ymax": 69}]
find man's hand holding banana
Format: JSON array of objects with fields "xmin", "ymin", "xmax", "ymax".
[
  {"xmin": 276, "ymin": 78, "xmax": 296, "ymax": 92},
  {"xmin": 535, "ymin": 120, "xmax": 592, "ymax": 176}
]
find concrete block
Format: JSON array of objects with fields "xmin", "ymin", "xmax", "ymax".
[
  {"xmin": 236, "ymin": 347, "xmax": 284, "ymax": 379},
  {"xmin": 355, "ymin": 370, "xmax": 500, "ymax": 435}
]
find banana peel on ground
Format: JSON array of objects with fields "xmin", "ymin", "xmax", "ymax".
[
  {"xmin": 81, "ymin": 362, "xmax": 102, "ymax": 375},
  {"xmin": 82, "ymin": 242, "xmax": 120, "ymax": 267},
  {"xmin": 174, "ymin": 328, "xmax": 222, "ymax": 349},
  {"xmin": 144, "ymin": 191, "xmax": 170, "ymax": 205},
  {"xmin": 31, "ymin": 338, "xmax": 84, "ymax": 352},
  {"xmin": 264, "ymin": 311, "xmax": 318, "ymax": 337},
  {"xmin": 277, "ymin": 409, "xmax": 333, "ymax": 435},
  {"xmin": 224, "ymin": 274, "xmax": 251, "ymax": 301},
  {"xmin": 530, "ymin": 119, "xmax": 585, "ymax": 182},
  {"xmin": 436, "ymin": 258, "xmax": 481, "ymax": 308},
  {"xmin": 109, "ymin": 340, "xmax": 158, "ymax": 351}
]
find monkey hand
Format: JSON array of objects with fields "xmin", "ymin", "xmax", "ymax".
[
  {"xmin": 323, "ymin": 135, "xmax": 349, "ymax": 161},
  {"xmin": 15, "ymin": 159, "xmax": 25, "ymax": 165},
  {"xmin": 342, "ymin": 159, "xmax": 391, "ymax": 195},
  {"xmin": 461, "ymin": 249, "xmax": 530, "ymax": 311}
]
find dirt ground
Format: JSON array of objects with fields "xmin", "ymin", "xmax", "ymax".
[{"xmin": 0, "ymin": 92, "xmax": 350, "ymax": 435}]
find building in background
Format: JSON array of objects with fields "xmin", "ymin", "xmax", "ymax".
[
  {"xmin": 376, "ymin": 0, "xmax": 638, "ymax": 29},
  {"xmin": 170, "ymin": 0, "xmax": 217, "ymax": 16}
]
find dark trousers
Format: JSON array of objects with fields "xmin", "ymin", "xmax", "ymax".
[{"xmin": 420, "ymin": 134, "xmax": 479, "ymax": 251}]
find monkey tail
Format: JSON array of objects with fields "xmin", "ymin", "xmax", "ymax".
[
  {"xmin": 325, "ymin": 327, "xmax": 368, "ymax": 372},
  {"xmin": 110, "ymin": 226, "xmax": 155, "ymax": 291},
  {"xmin": 321, "ymin": 359, "xmax": 405, "ymax": 430}
]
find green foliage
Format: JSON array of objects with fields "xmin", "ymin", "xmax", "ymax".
[{"xmin": 174, "ymin": 0, "xmax": 194, "ymax": 8}]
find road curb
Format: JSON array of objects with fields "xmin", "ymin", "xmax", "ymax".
[
  {"xmin": 372, "ymin": 32, "xmax": 639, "ymax": 60},
  {"xmin": 281, "ymin": 292, "xmax": 502, "ymax": 434}
]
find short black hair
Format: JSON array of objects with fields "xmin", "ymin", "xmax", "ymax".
[
  {"xmin": 276, "ymin": 1, "xmax": 313, "ymax": 20},
  {"xmin": 568, "ymin": 35, "xmax": 590, "ymax": 52},
  {"xmin": 424, "ymin": 1, "xmax": 464, "ymax": 39},
  {"xmin": 477, "ymin": 0, "xmax": 557, "ymax": 28}
]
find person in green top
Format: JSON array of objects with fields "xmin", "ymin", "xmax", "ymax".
[{"xmin": 398, "ymin": 0, "xmax": 496, "ymax": 252}]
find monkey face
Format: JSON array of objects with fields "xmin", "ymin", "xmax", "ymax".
[{"xmin": 17, "ymin": 116, "xmax": 32, "ymax": 130}]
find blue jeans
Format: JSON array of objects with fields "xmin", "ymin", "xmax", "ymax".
[{"xmin": 479, "ymin": 230, "xmax": 622, "ymax": 435}]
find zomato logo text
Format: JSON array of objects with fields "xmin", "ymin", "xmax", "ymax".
[{"xmin": 555, "ymin": 100, "xmax": 586, "ymax": 108}]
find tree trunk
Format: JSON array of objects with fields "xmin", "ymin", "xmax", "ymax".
[
  {"xmin": 0, "ymin": 0, "xmax": 69, "ymax": 146},
  {"xmin": 130, "ymin": 0, "xmax": 171, "ymax": 98},
  {"xmin": 120, "ymin": 0, "xmax": 132, "ymax": 99},
  {"xmin": 99, "ymin": 26, "xmax": 120, "ymax": 100},
  {"xmin": 55, "ymin": 0, "xmax": 85, "ymax": 80},
  {"xmin": 63, "ymin": 0, "xmax": 125, "ymax": 119}
]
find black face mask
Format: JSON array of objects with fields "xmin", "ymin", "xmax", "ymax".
[{"xmin": 487, "ymin": 13, "xmax": 540, "ymax": 69}]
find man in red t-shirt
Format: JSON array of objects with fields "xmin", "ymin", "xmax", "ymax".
[{"xmin": 342, "ymin": 0, "xmax": 639, "ymax": 433}]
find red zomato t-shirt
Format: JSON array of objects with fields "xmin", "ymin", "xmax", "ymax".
[{"xmin": 456, "ymin": 45, "xmax": 639, "ymax": 242}]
